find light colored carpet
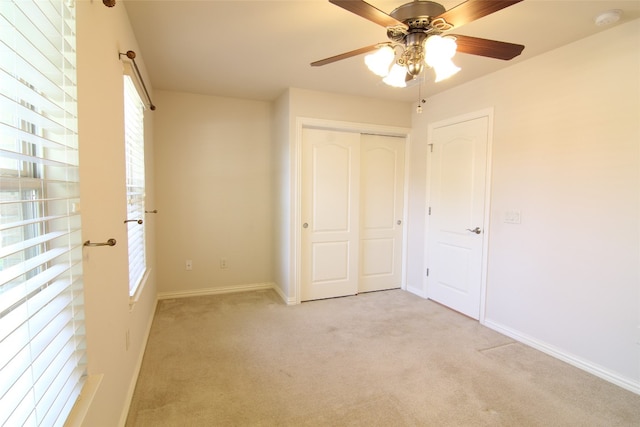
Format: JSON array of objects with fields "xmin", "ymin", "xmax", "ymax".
[{"xmin": 126, "ymin": 289, "xmax": 640, "ymax": 426}]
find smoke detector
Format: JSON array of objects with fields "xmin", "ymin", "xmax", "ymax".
[{"xmin": 594, "ymin": 9, "xmax": 622, "ymax": 26}]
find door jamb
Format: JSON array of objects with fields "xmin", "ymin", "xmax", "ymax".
[
  {"xmin": 293, "ymin": 117, "xmax": 411, "ymax": 304},
  {"xmin": 424, "ymin": 108, "xmax": 494, "ymax": 323}
]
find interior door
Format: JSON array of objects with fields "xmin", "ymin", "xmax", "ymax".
[
  {"xmin": 301, "ymin": 128, "xmax": 360, "ymax": 301},
  {"xmin": 426, "ymin": 116, "xmax": 489, "ymax": 319},
  {"xmin": 359, "ymin": 134, "xmax": 405, "ymax": 293}
]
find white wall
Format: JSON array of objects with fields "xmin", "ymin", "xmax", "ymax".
[
  {"xmin": 287, "ymin": 88, "xmax": 413, "ymax": 128},
  {"xmin": 76, "ymin": 2, "xmax": 157, "ymax": 426},
  {"xmin": 273, "ymin": 92, "xmax": 291, "ymax": 300},
  {"xmin": 153, "ymin": 91, "xmax": 273, "ymax": 297},
  {"xmin": 273, "ymin": 88, "xmax": 412, "ymax": 302},
  {"xmin": 409, "ymin": 19, "xmax": 640, "ymax": 391}
]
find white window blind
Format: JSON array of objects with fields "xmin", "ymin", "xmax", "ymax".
[
  {"xmin": 0, "ymin": 1, "xmax": 85, "ymax": 426},
  {"xmin": 123, "ymin": 75, "xmax": 146, "ymax": 296}
]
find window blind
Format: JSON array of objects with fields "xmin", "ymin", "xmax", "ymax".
[
  {"xmin": 0, "ymin": 1, "xmax": 86, "ymax": 426},
  {"xmin": 123, "ymin": 75, "xmax": 146, "ymax": 296}
]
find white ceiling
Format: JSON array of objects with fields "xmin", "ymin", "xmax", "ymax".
[{"xmin": 122, "ymin": 0, "xmax": 640, "ymax": 103}]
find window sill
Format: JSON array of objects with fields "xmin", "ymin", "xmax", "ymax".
[
  {"xmin": 129, "ymin": 268, "xmax": 151, "ymax": 311},
  {"xmin": 64, "ymin": 374, "xmax": 103, "ymax": 427}
]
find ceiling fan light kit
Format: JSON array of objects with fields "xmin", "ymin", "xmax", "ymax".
[
  {"xmin": 383, "ymin": 63, "xmax": 410, "ymax": 87},
  {"xmin": 312, "ymin": 0, "xmax": 525, "ymax": 88},
  {"xmin": 424, "ymin": 35, "xmax": 461, "ymax": 82},
  {"xmin": 365, "ymin": 45, "xmax": 396, "ymax": 76},
  {"xmin": 365, "ymin": 34, "xmax": 461, "ymax": 86}
]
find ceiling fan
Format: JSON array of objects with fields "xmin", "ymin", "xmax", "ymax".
[{"xmin": 311, "ymin": 0, "xmax": 525, "ymax": 86}]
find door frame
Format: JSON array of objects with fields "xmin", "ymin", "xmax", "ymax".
[
  {"xmin": 293, "ymin": 117, "xmax": 411, "ymax": 304},
  {"xmin": 424, "ymin": 108, "xmax": 494, "ymax": 322}
]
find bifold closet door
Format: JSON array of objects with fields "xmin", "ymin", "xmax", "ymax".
[{"xmin": 301, "ymin": 128, "xmax": 360, "ymax": 301}]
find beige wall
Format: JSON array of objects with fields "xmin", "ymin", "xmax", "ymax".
[
  {"xmin": 153, "ymin": 91, "xmax": 273, "ymax": 296},
  {"xmin": 153, "ymin": 88, "xmax": 410, "ymax": 302},
  {"xmin": 409, "ymin": 19, "xmax": 640, "ymax": 391},
  {"xmin": 76, "ymin": 2, "xmax": 157, "ymax": 425},
  {"xmin": 71, "ymin": 4, "xmax": 638, "ymax": 422}
]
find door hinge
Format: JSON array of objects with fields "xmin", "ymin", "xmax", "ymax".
[
  {"xmin": 428, "ymin": 207, "xmax": 431, "ymax": 215},
  {"xmin": 429, "ymin": 144, "xmax": 433, "ymax": 153},
  {"xmin": 426, "ymin": 268, "xmax": 430, "ymax": 277}
]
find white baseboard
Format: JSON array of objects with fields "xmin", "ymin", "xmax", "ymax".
[
  {"xmin": 157, "ymin": 282, "xmax": 276, "ymax": 300},
  {"xmin": 158, "ymin": 282, "xmax": 296, "ymax": 305},
  {"xmin": 483, "ymin": 319, "xmax": 640, "ymax": 396},
  {"xmin": 406, "ymin": 285, "xmax": 427, "ymax": 299},
  {"xmin": 271, "ymin": 283, "xmax": 297, "ymax": 305},
  {"xmin": 118, "ymin": 296, "xmax": 159, "ymax": 427}
]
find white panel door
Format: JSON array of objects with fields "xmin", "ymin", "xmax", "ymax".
[
  {"xmin": 426, "ymin": 116, "xmax": 489, "ymax": 319},
  {"xmin": 359, "ymin": 134, "xmax": 405, "ymax": 293},
  {"xmin": 301, "ymin": 128, "xmax": 360, "ymax": 301}
]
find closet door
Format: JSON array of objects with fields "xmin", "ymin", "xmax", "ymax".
[
  {"xmin": 301, "ymin": 128, "xmax": 360, "ymax": 301},
  {"xmin": 359, "ymin": 134, "xmax": 405, "ymax": 292}
]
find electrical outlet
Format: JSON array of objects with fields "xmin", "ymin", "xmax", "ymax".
[
  {"xmin": 185, "ymin": 259, "xmax": 193, "ymax": 270},
  {"xmin": 220, "ymin": 257, "xmax": 228, "ymax": 269}
]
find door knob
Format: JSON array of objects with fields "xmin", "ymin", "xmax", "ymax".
[
  {"xmin": 466, "ymin": 227, "xmax": 481, "ymax": 234},
  {"xmin": 303, "ymin": 223, "xmax": 308, "ymax": 228}
]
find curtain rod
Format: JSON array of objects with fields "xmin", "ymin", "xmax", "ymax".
[{"xmin": 119, "ymin": 50, "xmax": 156, "ymax": 111}]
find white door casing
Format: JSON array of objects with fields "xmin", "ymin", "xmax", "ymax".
[{"xmin": 426, "ymin": 111, "xmax": 492, "ymax": 320}]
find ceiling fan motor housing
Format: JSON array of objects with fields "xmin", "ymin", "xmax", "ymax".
[
  {"xmin": 388, "ymin": 0, "xmax": 447, "ymax": 41},
  {"xmin": 388, "ymin": 1, "xmax": 448, "ymax": 76},
  {"xmin": 390, "ymin": 0, "xmax": 446, "ymax": 24}
]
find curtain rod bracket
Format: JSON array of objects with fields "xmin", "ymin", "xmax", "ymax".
[{"xmin": 119, "ymin": 50, "xmax": 156, "ymax": 111}]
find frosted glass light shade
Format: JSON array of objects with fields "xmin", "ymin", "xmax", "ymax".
[
  {"xmin": 425, "ymin": 35, "xmax": 460, "ymax": 82},
  {"xmin": 432, "ymin": 60, "xmax": 461, "ymax": 82},
  {"xmin": 365, "ymin": 45, "xmax": 395, "ymax": 77},
  {"xmin": 382, "ymin": 64, "xmax": 407, "ymax": 88}
]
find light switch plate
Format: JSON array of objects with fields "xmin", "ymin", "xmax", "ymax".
[{"xmin": 504, "ymin": 210, "xmax": 522, "ymax": 224}]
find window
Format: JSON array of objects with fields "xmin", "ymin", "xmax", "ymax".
[
  {"xmin": 123, "ymin": 74, "xmax": 147, "ymax": 297},
  {"xmin": 0, "ymin": 0, "xmax": 85, "ymax": 425}
]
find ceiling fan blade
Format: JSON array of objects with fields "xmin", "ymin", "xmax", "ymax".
[
  {"xmin": 311, "ymin": 44, "xmax": 381, "ymax": 67},
  {"xmin": 452, "ymin": 34, "xmax": 524, "ymax": 60},
  {"xmin": 329, "ymin": 0, "xmax": 407, "ymax": 29},
  {"xmin": 436, "ymin": 0, "xmax": 523, "ymax": 29}
]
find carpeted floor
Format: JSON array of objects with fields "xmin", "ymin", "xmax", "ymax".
[{"xmin": 126, "ymin": 289, "xmax": 640, "ymax": 426}]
